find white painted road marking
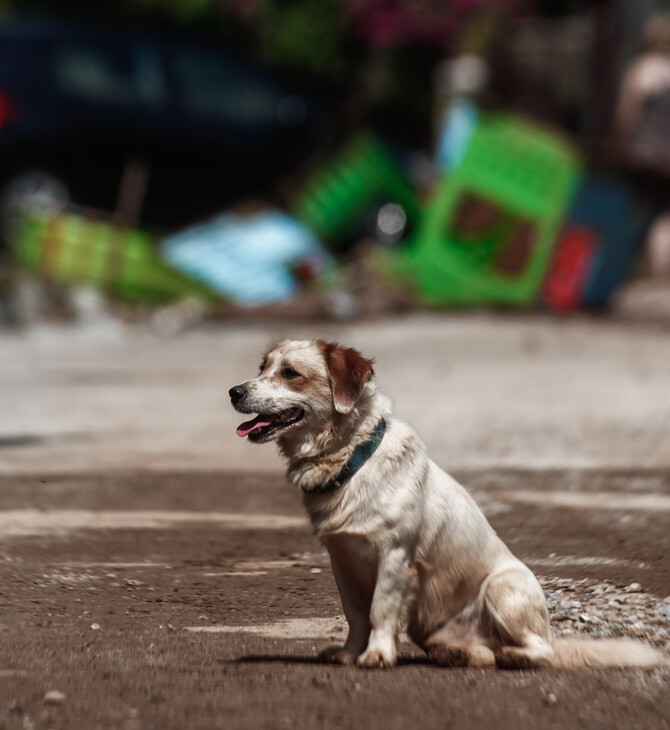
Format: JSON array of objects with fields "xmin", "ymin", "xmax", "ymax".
[
  {"xmin": 497, "ymin": 490, "xmax": 670, "ymax": 511},
  {"xmin": 0, "ymin": 489, "xmax": 668, "ymax": 539},
  {"xmin": 184, "ymin": 617, "xmax": 347, "ymax": 640},
  {"xmin": 526, "ymin": 555, "xmax": 647, "ymax": 569},
  {"xmin": 60, "ymin": 562, "xmax": 173, "ymax": 569},
  {"xmin": 0, "ymin": 509, "xmax": 308, "ymax": 538}
]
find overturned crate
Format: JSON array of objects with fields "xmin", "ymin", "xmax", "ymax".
[
  {"xmin": 11, "ymin": 210, "xmax": 217, "ymax": 304},
  {"xmin": 386, "ymin": 114, "xmax": 582, "ymax": 307}
]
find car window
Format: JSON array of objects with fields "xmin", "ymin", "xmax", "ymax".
[
  {"xmin": 135, "ymin": 44, "xmax": 169, "ymax": 106},
  {"xmin": 170, "ymin": 49, "xmax": 280, "ymax": 124},
  {"xmin": 53, "ymin": 40, "xmax": 167, "ymax": 107}
]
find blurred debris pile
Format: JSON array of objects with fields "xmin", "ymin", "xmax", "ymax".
[
  {"xmin": 0, "ymin": 117, "xmax": 663, "ymax": 328},
  {"xmin": 2, "ymin": 3, "xmax": 670, "ymax": 328}
]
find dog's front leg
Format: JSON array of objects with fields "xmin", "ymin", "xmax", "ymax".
[
  {"xmin": 356, "ymin": 546, "xmax": 410, "ymax": 669},
  {"xmin": 319, "ymin": 544, "xmax": 372, "ymax": 666}
]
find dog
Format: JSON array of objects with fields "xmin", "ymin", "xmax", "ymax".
[{"xmin": 230, "ymin": 339, "xmax": 669, "ymax": 670}]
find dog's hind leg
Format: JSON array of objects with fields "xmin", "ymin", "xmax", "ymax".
[
  {"xmin": 494, "ymin": 633, "xmax": 556, "ymax": 669},
  {"xmin": 482, "ymin": 565, "xmax": 556, "ymax": 669},
  {"xmin": 429, "ymin": 642, "xmax": 496, "ymax": 668},
  {"xmin": 424, "ymin": 621, "xmax": 496, "ymax": 668}
]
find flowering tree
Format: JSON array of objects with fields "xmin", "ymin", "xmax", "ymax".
[{"xmin": 345, "ymin": 0, "xmax": 517, "ymax": 48}]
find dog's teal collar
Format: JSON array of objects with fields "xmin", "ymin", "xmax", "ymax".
[{"xmin": 306, "ymin": 418, "xmax": 387, "ymax": 495}]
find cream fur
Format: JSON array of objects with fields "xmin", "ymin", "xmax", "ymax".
[{"xmin": 231, "ymin": 340, "xmax": 670, "ymax": 670}]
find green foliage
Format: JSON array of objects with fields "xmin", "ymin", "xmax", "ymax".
[
  {"xmin": 255, "ymin": 0, "xmax": 351, "ymax": 81},
  {"xmin": 121, "ymin": 0, "xmax": 213, "ymax": 21}
]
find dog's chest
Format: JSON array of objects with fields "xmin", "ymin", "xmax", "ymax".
[{"xmin": 303, "ymin": 477, "xmax": 396, "ymax": 541}]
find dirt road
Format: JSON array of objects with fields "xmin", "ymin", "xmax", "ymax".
[{"xmin": 0, "ymin": 468, "xmax": 668, "ymax": 730}]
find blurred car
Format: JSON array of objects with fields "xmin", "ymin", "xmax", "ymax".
[{"xmin": 0, "ymin": 15, "xmax": 327, "ymax": 235}]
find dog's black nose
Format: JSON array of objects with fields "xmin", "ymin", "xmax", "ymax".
[{"xmin": 229, "ymin": 385, "xmax": 246, "ymax": 405}]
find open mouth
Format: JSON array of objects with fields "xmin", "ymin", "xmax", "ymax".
[{"xmin": 236, "ymin": 407, "xmax": 305, "ymax": 441}]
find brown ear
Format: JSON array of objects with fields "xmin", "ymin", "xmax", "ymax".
[{"xmin": 318, "ymin": 341, "xmax": 374, "ymax": 414}]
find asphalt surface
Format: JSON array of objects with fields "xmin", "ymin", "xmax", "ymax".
[{"xmin": 1, "ymin": 312, "xmax": 669, "ymax": 729}]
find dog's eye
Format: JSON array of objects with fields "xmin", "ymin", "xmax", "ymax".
[
  {"xmin": 258, "ymin": 360, "xmax": 267, "ymax": 374},
  {"xmin": 281, "ymin": 367, "xmax": 301, "ymax": 379}
]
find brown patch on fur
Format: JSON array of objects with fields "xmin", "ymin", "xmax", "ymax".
[
  {"xmin": 281, "ymin": 364, "xmax": 330, "ymax": 394},
  {"xmin": 317, "ymin": 342, "xmax": 374, "ymax": 414}
]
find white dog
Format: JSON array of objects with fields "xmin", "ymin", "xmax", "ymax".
[{"xmin": 230, "ymin": 339, "xmax": 669, "ymax": 670}]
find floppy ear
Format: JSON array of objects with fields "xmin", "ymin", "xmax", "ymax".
[{"xmin": 318, "ymin": 342, "xmax": 374, "ymax": 414}]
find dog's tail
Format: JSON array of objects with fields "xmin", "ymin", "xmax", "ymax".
[{"xmin": 550, "ymin": 637, "xmax": 670, "ymax": 669}]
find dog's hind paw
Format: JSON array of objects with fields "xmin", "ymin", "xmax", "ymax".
[
  {"xmin": 319, "ymin": 645, "xmax": 356, "ymax": 665},
  {"xmin": 428, "ymin": 645, "xmax": 469, "ymax": 667},
  {"xmin": 495, "ymin": 639, "xmax": 556, "ymax": 670},
  {"xmin": 495, "ymin": 647, "xmax": 542, "ymax": 670},
  {"xmin": 356, "ymin": 648, "xmax": 396, "ymax": 669}
]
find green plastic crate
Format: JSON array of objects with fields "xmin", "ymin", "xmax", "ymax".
[
  {"xmin": 11, "ymin": 211, "xmax": 216, "ymax": 303},
  {"xmin": 394, "ymin": 114, "xmax": 582, "ymax": 306},
  {"xmin": 293, "ymin": 133, "xmax": 420, "ymax": 248}
]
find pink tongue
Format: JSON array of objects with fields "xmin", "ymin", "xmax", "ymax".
[{"xmin": 236, "ymin": 414, "xmax": 277, "ymax": 438}]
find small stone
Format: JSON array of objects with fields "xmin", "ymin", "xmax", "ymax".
[
  {"xmin": 310, "ymin": 568, "xmax": 322, "ymax": 574},
  {"xmin": 545, "ymin": 692, "xmax": 558, "ymax": 706},
  {"xmin": 90, "ymin": 623, "xmax": 100, "ymax": 630},
  {"xmin": 43, "ymin": 690, "xmax": 66, "ymax": 705},
  {"xmin": 625, "ymin": 583, "xmax": 642, "ymax": 593}
]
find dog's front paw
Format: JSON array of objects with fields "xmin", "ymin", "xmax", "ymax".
[
  {"xmin": 319, "ymin": 645, "xmax": 357, "ymax": 665},
  {"xmin": 356, "ymin": 648, "xmax": 396, "ymax": 669}
]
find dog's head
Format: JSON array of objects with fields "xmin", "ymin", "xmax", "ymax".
[{"xmin": 229, "ymin": 340, "xmax": 374, "ymax": 444}]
